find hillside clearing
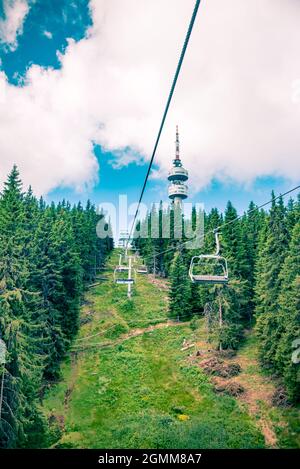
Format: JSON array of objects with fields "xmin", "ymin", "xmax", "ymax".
[{"xmin": 42, "ymin": 252, "xmax": 299, "ymax": 449}]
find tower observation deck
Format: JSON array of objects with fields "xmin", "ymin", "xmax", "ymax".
[{"xmin": 168, "ymin": 126, "xmax": 188, "ymax": 207}]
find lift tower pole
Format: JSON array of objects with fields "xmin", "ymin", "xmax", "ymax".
[
  {"xmin": 0, "ymin": 339, "xmax": 6, "ymax": 422},
  {"xmin": 128, "ymin": 256, "xmax": 132, "ymax": 299}
]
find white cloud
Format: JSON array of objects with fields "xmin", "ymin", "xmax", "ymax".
[
  {"xmin": 43, "ymin": 30, "xmax": 53, "ymax": 40},
  {"xmin": 0, "ymin": 0, "xmax": 300, "ymax": 195},
  {"xmin": 0, "ymin": 0, "xmax": 30, "ymax": 51}
]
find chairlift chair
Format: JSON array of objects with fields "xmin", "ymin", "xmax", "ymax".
[
  {"xmin": 114, "ymin": 252, "xmax": 136, "ymax": 285},
  {"xmin": 189, "ymin": 231, "xmax": 228, "ymax": 285},
  {"xmin": 115, "ymin": 254, "xmax": 129, "ymax": 271},
  {"xmin": 113, "ymin": 266, "xmax": 136, "ymax": 285},
  {"xmin": 133, "ymin": 251, "xmax": 140, "ymax": 263},
  {"xmin": 136, "ymin": 261, "xmax": 148, "ymax": 274},
  {"xmin": 115, "ymin": 264, "xmax": 129, "ymax": 272}
]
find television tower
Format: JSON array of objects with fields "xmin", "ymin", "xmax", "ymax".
[{"xmin": 168, "ymin": 126, "xmax": 188, "ymax": 207}]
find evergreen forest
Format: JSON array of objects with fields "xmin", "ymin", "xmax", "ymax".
[{"xmin": 0, "ymin": 167, "xmax": 299, "ymax": 449}]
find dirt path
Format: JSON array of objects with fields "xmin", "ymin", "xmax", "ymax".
[
  {"xmin": 72, "ymin": 319, "xmax": 188, "ymax": 351},
  {"xmin": 211, "ymin": 371, "xmax": 277, "ymax": 447},
  {"xmin": 121, "ymin": 320, "xmax": 187, "ymax": 341},
  {"xmin": 231, "ymin": 351, "xmax": 278, "ymax": 447},
  {"xmin": 147, "ymin": 274, "xmax": 170, "ymax": 291}
]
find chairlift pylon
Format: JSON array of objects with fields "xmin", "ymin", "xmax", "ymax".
[{"xmin": 189, "ymin": 231, "xmax": 228, "ymax": 284}]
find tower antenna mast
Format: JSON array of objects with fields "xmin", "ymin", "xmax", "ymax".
[
  {"xmin": 175, "ymin": 125, "xmax": 180, "ymax": 161},
  {"xmin": 168, "ymin": 126, "xmax": 189, "ymax": 207}
]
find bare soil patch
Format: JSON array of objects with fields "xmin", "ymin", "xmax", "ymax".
[
  {"xmin": 147, "ymin": 274, "xmax": 170, "ymax": 291},
  {"xmin": 190, "ymin": 335, "xmax": 279, "ymax": 447}
]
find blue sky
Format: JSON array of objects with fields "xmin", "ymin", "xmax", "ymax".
[
  {"xmin": 0, "ymin": 0, "xmax": 92, "ymax": 83},
  {"xmin": 0, "ymin": 0, "xmax": 299, "ymax": 223}
]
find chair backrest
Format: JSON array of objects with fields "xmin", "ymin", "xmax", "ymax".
[
  {"xmin": 114, "ymin": 265, "xmax": 136, "ymax": 284},
  {"xmin": 136, "ymin": 265, "xmax": 148, "ymax": 273},
  {"xmin": 189, "ymin": 255, "xmax": 228, "ymax": 284}
]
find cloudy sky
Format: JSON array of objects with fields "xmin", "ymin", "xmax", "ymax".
[{"xmin": 0, "ymin": 0, "xmax": 299, "ymax": 213}]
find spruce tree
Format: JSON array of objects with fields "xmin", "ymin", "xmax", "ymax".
[
  {"xmin": 0, "ymin": 167, "xmax": 44, "ymax": 448},
  {"xmin": 241, "ymin": 202, "xmax": 266, "ymax": 322},
  {"xmin": 255, "ymin": 194, "xmax": 290, "ymax": 368},
  {"xmin": 48, "ymin": 211, "xmax": 82, "ymax": 341},
  {"xmin": 274, "ymin": 220, "xmax": 300, "ymax": 401},
  {"xmin": 0, "ymin": 166, "xmax": 113, "ymax": 447},
  {"xmin": 28, "ymin": 207, "xmax": 66, "ymax": 379},
  {"xmin": 168, "ymin": 251, "xmax": 191, "ymax": 321}
]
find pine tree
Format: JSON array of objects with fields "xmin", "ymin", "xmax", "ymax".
[
  {"xmin": 255, "ymin": 194, "xmax": 290, "ymax": 368},
  {"xmin": 28, "ymin": 207, "xmax": 66, "ymax": 379},
  {"xmin": 241, "ymin": 202, "xmax": 265, "ymax": 322},
  {"xmin": 0, "ymin": 166, "xmax": 113, "ymax": 447},
  {"xmin": 0, "ymin": 167, "xmax": 44, "ymax": 448},
  {"xmin": 168, "ymin": 252, "xmax": 191, "ymax": 321},
  {"xmin": 190, "ymin": 281, "xmax": 201, "ymax": 316},
  {"xmin": 222, "ymin": 201, "xmax": 248, "ymax": 279},
  {"xmin": 48, "ymin": 211, "xmax": 82, "ymax": 341},
  {"xmin": 274, "ymin": 220, "xmax": 300, "ymax": 401}
]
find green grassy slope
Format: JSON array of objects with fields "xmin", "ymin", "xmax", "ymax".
[{"xmin": 42, "ymin": 251, "xmax": 297, "ymax": 449}]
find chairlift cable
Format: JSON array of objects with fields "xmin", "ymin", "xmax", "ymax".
[
  {"xmin": 125, "ymin": 0, "xmax": 202, "ymax": 250},
  {"xmin": 141, "ymin": 183, "xmax": 300, "ymax": 262}
]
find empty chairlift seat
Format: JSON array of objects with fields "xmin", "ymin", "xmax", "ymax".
[
  {"xmin": 136, "ymin": 262, "xmax": 148, "ymax": 274},
  {"xmin": 114, "ymin": 253, "xmax": 136, "ymax": 285},
  {"xmin": 114, "ymin": 266, "xmax": 135, "ymax": 284},
  {"xmin": 189, "ymin": 231, "xmax": 229, "ymax": 285}
]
